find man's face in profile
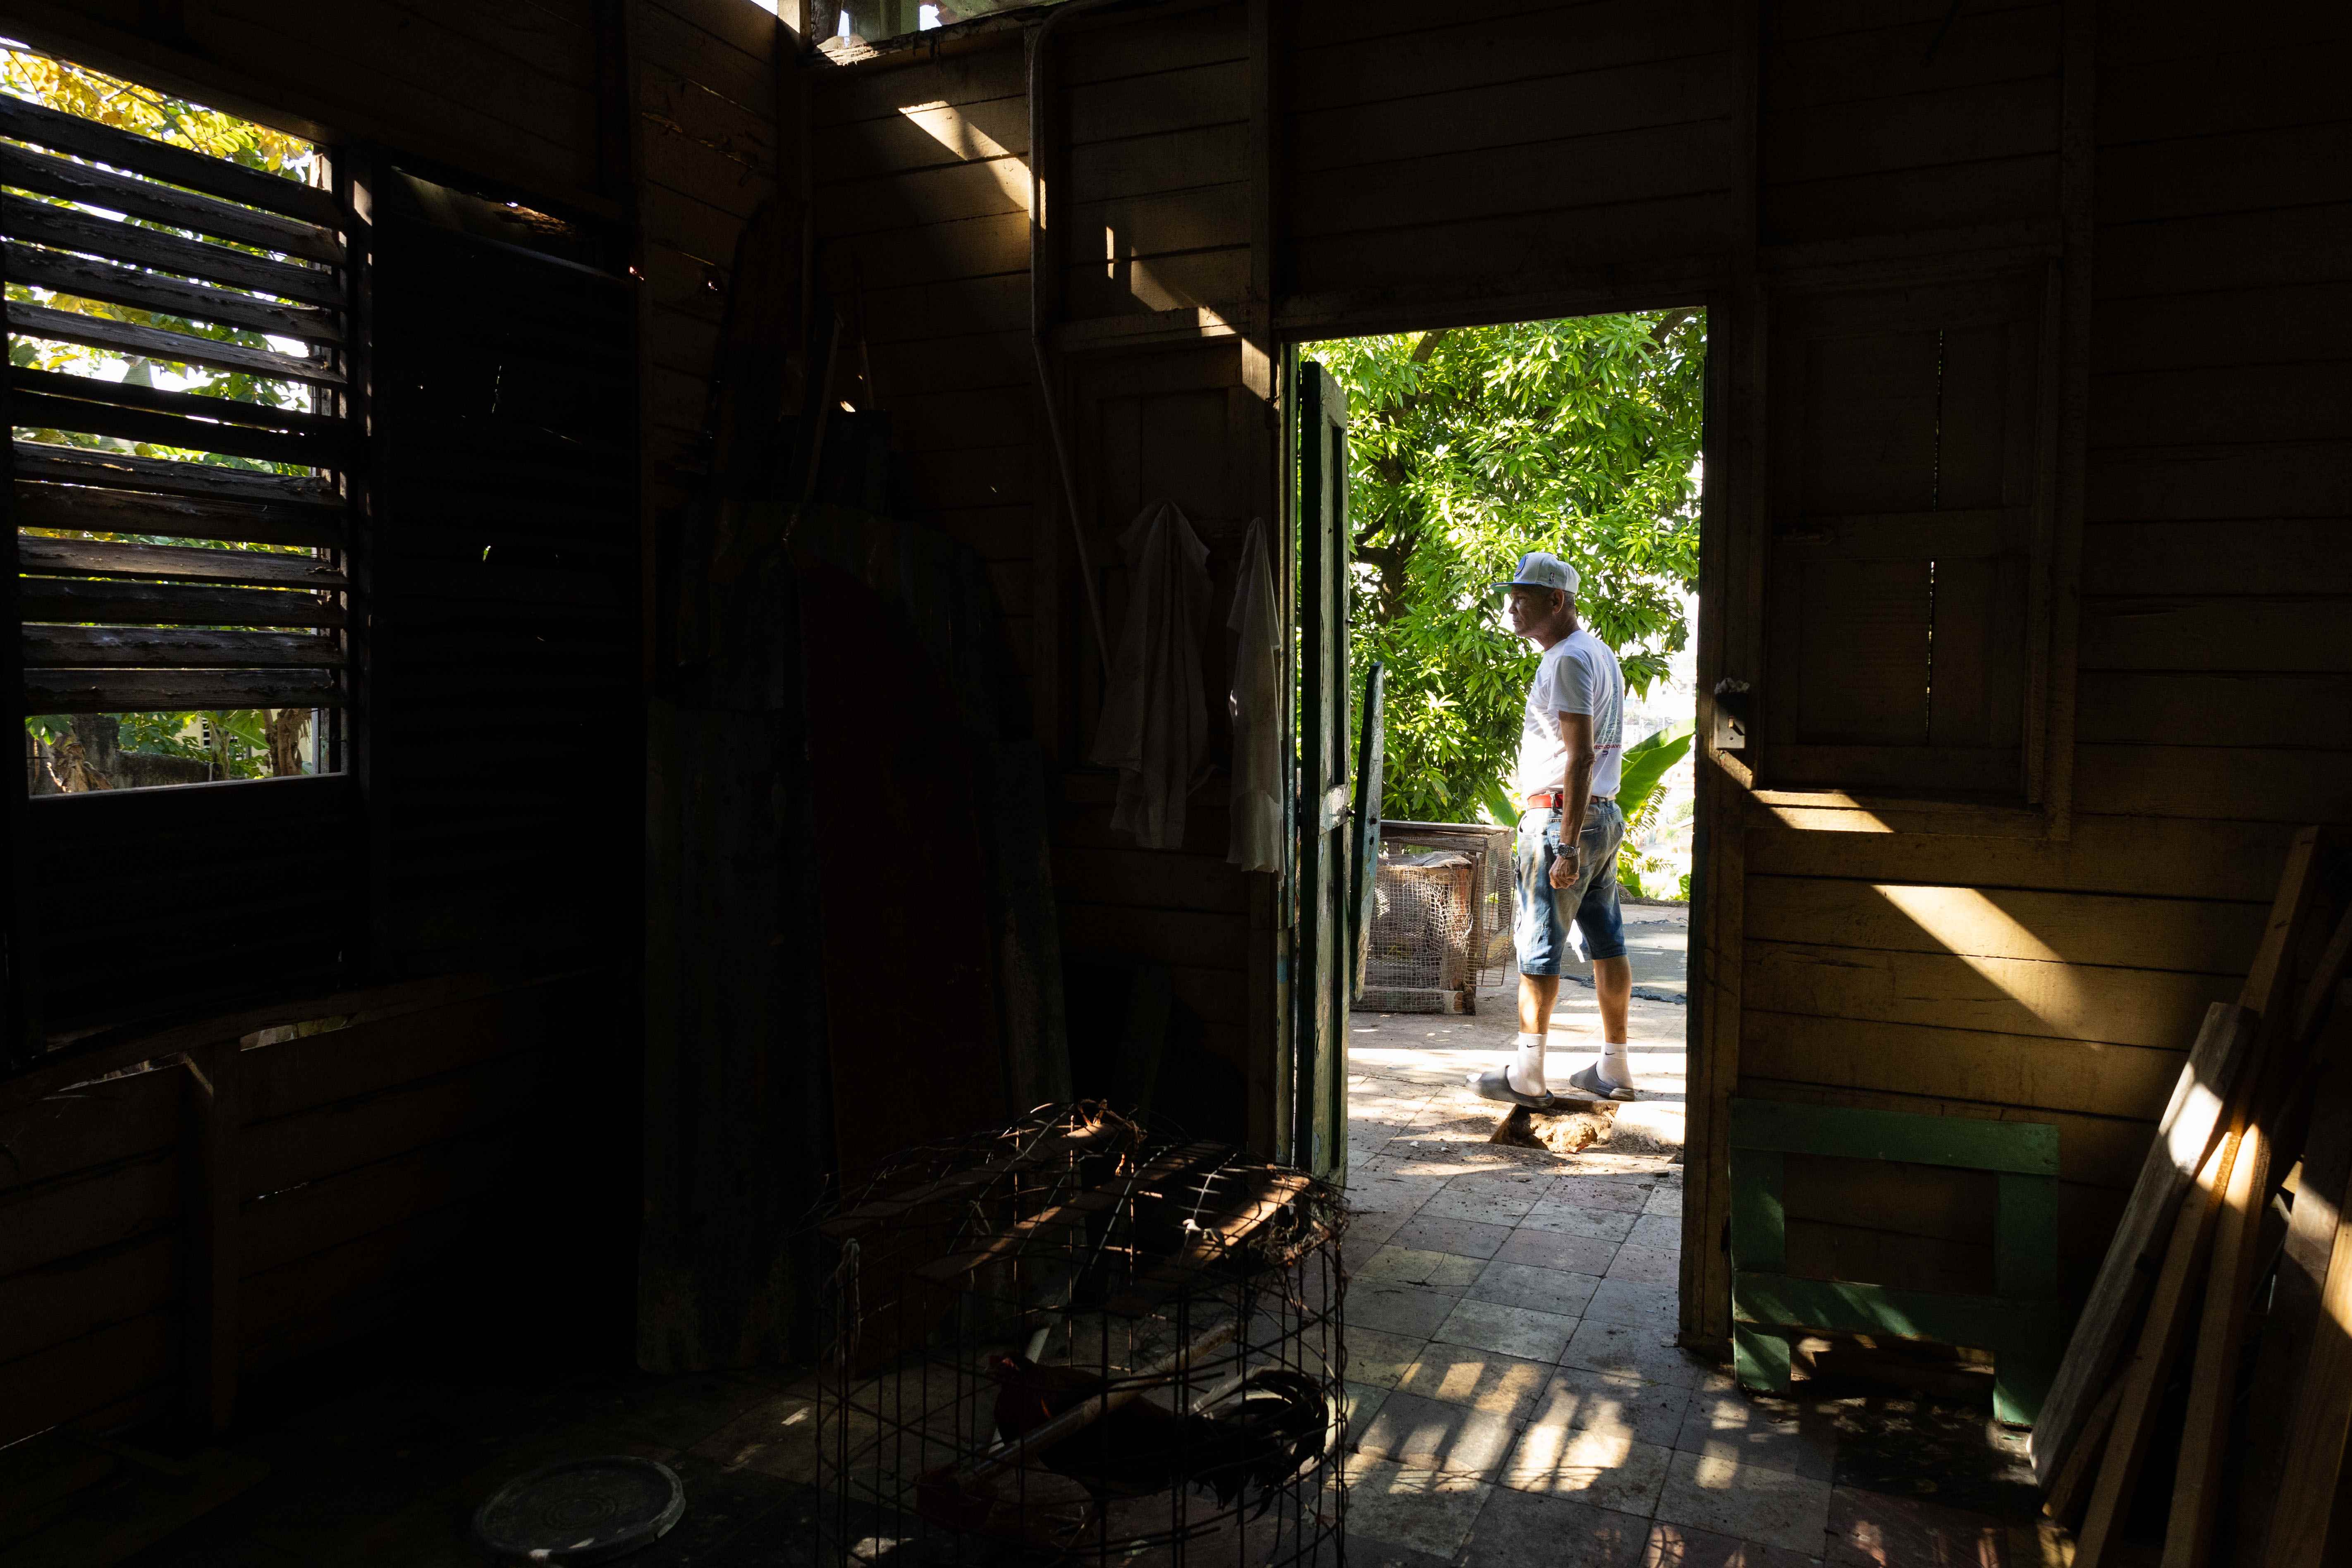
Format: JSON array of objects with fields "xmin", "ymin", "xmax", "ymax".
[{"xmin": 1504, "ymin": 586, "xmax": 1555, "ymax": 639}]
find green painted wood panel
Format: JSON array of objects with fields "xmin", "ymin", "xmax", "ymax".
[
  {"xmin": 1996, "ymin": 1171, "xmax": 2060, "ymax": 1298},
  {"xmin": 1730, "ymin": 1148, "xmax": 1787, "ymax": 1272},
  {"xmin": 1729, "ymin": 1097, "xmax": 2060, "ymax": 1175}
]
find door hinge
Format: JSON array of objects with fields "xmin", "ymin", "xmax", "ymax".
[{"xmin": 1712, "ymin": 678, "xmax": 1752, "ymax": 751}]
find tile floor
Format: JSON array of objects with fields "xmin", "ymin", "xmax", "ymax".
[
  {"xmin": 115, "ymin": 963, "xmax": 2053, "ymax": 1566},
  {"xmin": 1336, "ymin": 981, "xmax": 2054, "ymax": 1568}
]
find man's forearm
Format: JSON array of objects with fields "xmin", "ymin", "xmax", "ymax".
[{"xmin": 1562, "ymin": 751, "xmax": 1593, "ymax": 844}]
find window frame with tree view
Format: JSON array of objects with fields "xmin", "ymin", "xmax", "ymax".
[{"xmin": 5, "ymin": 44, "xmax": 352, "ymax": 796}]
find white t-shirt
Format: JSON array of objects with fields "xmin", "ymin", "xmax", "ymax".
[{"xmin": 1513, "ymin": 629, "xmax": 1625, "ymax": 801}]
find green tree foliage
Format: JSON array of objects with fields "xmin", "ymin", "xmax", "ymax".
[{"xmin": 1312, "ymin": 311, "xmax": 1704, "ymax": 823}]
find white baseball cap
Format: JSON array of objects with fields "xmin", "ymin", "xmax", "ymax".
[{"xmin": 1494, "ymin": 550, "xmax": 1580, "ymax": 595}]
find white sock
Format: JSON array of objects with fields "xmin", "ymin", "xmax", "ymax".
[
  {"xmin": 1597, "ymin": 1040, "xmax": 1632, "ymax": 1089},
  {"xmin": 1509, "ymin": 1032, "xmax": 1547, "ymax": 1097}
]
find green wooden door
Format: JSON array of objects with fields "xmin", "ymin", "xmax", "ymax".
[
  {"xmin": 1294, "ymin": 360, "xmax": 1351, "ymax": 1180},
  {"xmin": 1351, "ymin": 661, "xmax": 1386, "ymax": 1002}
]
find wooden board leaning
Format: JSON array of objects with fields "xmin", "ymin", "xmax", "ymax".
[{"xmin": 2030, "ymin": 826, "xmax": 2325, "ymax": 1488}]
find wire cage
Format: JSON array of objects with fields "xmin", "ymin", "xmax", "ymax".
[
  {"xmin": 815, "ymin": 1104, "xmax": 1349, "ymax": 1567},
  {"xmin": 1360, "ymin": 820, "xmax": 1516, "ymax": 1013}
]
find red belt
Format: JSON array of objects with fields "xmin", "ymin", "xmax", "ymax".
[{"xmin": 1523, "ymin": 793, "xmax": 1611, "ymax": 810}]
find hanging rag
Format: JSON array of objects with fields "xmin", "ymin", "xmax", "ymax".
[
  {"xmin": 1091, "ymin": 500, "xmax": 1212, "ymax": 850},
  {"xmin": 1226, "ymin": 517, "xmax": 1283, "ymax": 872}
]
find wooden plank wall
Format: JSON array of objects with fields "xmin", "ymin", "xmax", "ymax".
[
  {"xmin": 635, "ymin": 0, "xmax": 791, "ymax": 533},
  {"xmin": 1740, "ymin": 0, "xmax": 2106, "ymax": 1300},
  {"xmin": 809, "ymin": 38, "xmax": 1040, "ymax": 682},
  {"xmin": 1738, "ymin": 0, "xmax": 2347, "ymax": 1312},
  {"xmin": 32, "ymin": 778, "xmax": 354, "ymax": 1025},
  {"xmin": 1057, "ymin": 343, "xmax": 1270, "ymax": 1142},
  {"xmin": 0, "ymin": 980, "xmax": 611, "ymax": 1450},
  {"xmin": 1054, "ymin": 10, "xmax": 1266, "ymax": 1143},
  {"xmin": 808, "ymin": 1, "xmax": 1266, "ymax": 689},
  {"xmin": 2078, "ymin": 0, "xmax": 2352, "ymax": 826},
  {"xmin": 234, "ymin": 986, "xmax": 602, "ymax": 1374},
  {"xmin": 1758, "ymin": 0, "xmax": 2060, "ymax": 247},
  {"xmin": 5, "ymin": 0, "xmax": 608, "ymax": 207},
  {"xmin": 0, "ymin": 1060, "xmax": 187, "ymax": 1445},
  {"xmin": 1282, "ymin": 0, "xmax": 1740, "ymax": 315},
  {"xmin": 1062, "ymin": 2, "xmax": 1250, "ymax": 322}
]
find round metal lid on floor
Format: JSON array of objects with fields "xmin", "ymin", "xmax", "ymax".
[{"xmin": 471, "ymin": 1456, "xmax": 685, "ymax": 1564}]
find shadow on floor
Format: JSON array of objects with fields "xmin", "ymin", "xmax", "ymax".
[{"xmin": 113, "ymin": 1336, "xmax": 825, "ymax": 1568}]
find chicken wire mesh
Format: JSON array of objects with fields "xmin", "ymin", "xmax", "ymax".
[
  {"xmin": 815, "ymin": 1104, "xmax": 1348, "ymax": 1567},
  {"xmin": 1359, "ymin": 821, "xmax": 1515, "ymax": 1013}
]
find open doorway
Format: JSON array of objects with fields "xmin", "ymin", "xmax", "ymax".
[{"xmin": 1291, "ymin": 306, "xmax": 1707, "ymax": 1245}]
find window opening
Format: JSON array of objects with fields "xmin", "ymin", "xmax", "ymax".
[
  {"xmin": 820, "ymin": 0, "xmax": 1046, "ymax": 54},
  {"xmin": 2, "ymin": 43, "xmax": 351, "ymax": 794}
]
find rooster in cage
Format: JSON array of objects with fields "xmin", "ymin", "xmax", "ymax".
[{"xmin": 983, "ymin": 1351, "xmax": 1329, "ymax": 1513}]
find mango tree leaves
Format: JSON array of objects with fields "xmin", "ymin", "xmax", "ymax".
[
  {"xmin": 1313, "ymin": 311, "xmax": 1704, "ymax": 823},
  {"xmin": 0, "ymin": 48, "xmax": 313, "ymax": 176}
]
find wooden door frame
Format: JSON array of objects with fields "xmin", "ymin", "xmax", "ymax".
[
  {"xmin": 1272, "ymin": 277, "xmax": 1749, "ymax": 1354},
  {"xmin": 1291, "ymin": 356, "xmax": 1350, "ymax": 1180}
]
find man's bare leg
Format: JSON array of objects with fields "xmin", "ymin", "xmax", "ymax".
[
  {"xmin": 1592, "ymin": 955, "xmax": 1634, "ymax": 1090},
  {"xmin": 1519, "ymin": 972, "xmax": 1561, "ymax": 1035}
]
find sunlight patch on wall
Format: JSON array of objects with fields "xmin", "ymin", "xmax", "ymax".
[
  {"xmin": 1096, "ymin": 222, "xmax": 1231, "ymax": 319},
  {"xmin": 1126, "ymin": 261, "xmax": 1217, "ymax": 314},
  {"xmin": 1874, "ymin": 884, "xmax": 2095, "ymax": 1036},
  {"xmin": 898, "ymin": 99, "xmax": 1015, "ymax": 163},
  {"xmin": 1875, "ymin": 884, "xmax": 2060, "ymax": 964},
  {"xmin": 896, "ymin": 99, "xmax": 1033, "ymax": 215},
  {"xmin": 1759, "ymin": 792, "xmax": 1894, "ymax": 832}
]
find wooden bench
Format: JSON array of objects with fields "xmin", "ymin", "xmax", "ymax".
[{"xmin": 1729, "ymin": 1098, "xmax": 2064, "ymax": 1428}]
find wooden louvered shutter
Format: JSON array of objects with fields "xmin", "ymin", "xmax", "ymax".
[
  {"xmin": 5, "ymin": 92, "xmax": 352, "ymax": 758},
  {"xmin": 1758, "ymin": 270, "xmax": 2054, "ymax": 798}
]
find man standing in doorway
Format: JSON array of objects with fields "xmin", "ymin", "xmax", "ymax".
[{"xmin": 1468, "ymin": 550, "xmax": 1638, "ymax": 1108}]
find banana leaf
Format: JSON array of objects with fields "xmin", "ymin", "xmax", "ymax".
[
  {"xmin": 1616, "ymin": 722, "xmax": 1694, "ymax": 824},
  {"xmin": 1477, "ymin": 777, "xmax": 1520, "ymax": 827}
]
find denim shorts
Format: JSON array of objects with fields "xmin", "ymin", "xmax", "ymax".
[{"xmin": 1514, "ymin": 798, "xmax": 1628, "ymax": 974}]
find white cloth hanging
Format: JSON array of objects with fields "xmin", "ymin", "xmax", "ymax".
[
  {"xmin": 1226, "ymin": 517, "xmax": 1283, "ymax": 872},
  {"xmin": 1091, "ymin": 500, "xmax": 1212, "ymax": 850}
]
